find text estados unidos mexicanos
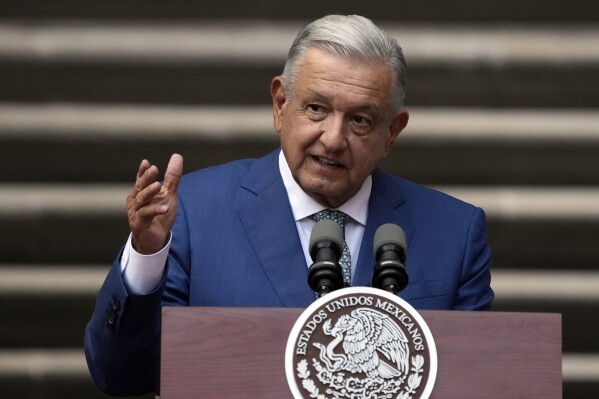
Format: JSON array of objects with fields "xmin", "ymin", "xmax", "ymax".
[{"xmin": 295, "ymin": 296, "xmax": 425, "ymax": 355}]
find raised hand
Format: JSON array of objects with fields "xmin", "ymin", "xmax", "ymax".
[{"xmin": 126, "ymin": 154, "xmax": 184, "ymax": 254}]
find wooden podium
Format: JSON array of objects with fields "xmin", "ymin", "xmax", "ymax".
[{"xmin": 160, "ymin": 307, "xmax": 561, "ymax": 398}]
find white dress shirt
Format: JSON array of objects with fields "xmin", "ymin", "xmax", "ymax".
[{"xmin": 121, "ymin": 150, "xmax": 371, "ymax": 293}]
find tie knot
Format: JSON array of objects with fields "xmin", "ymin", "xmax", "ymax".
[{"xmin": 312, "ymin": 209, "xmax": 347, "ymax": 229}]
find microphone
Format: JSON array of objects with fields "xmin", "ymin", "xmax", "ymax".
[
  {"xmin": 308, "ymin": 220, "xmax": 345, "ymax": 297},
  {"xmin": 372, "ymin": 223, "xmax": 408, "ymax": 294}
]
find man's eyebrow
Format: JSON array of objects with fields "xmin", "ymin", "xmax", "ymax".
[
  {"xmin": 304, "ymin": 90, "xmax": 379, "ymax": 110},
  {"xmin": 303, "ymin": 90, "xmax": 328, "ymax": 102},
  {"xmin": 352, "ymin": 104, "xmax": 379, "ymax": 113}
]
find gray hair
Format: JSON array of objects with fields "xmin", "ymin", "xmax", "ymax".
[{"xmin": 281, "ymin": 15, "xmax": 407, "ymax": 110}]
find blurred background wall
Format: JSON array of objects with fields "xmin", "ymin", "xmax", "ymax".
[{"xmin": 0, "ymin": 1, "xmax": 598, "ymax": 398}]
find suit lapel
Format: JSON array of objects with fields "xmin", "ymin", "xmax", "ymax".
[
  {"xmin": 353, "ymin": 170, "xmax": 415, "ymax": 287},
  {"xmin": 237, "ymin": 151, "xmax": 315, "ymax": 307}
]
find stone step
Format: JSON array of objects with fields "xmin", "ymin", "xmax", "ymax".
[
  {"xmin": 1, "ymin": 104, "xmax": 598, "ymax": 185},
  {"xmin": 1, "ymin": 22, "xmax": 598, "ymax": 106},
  {"xmin": 1, "ymin": 184, "xmax": 598, "ymax": 268},
  {"xmin": 1, "ymin": 0, "xmax": 598, "ymax": 22},
  {"xmin": 491, "ymin": 270, "xmax": 599, "ymax": 356},
  {"xmin": 1, "ymin": 263, "xmax": 599, "ymax": 351},
  {"xmin": 0, "ymin": 266, "xmax": 104, "ymax": 348},
  {"xmin": 0, "ymin": 348, "xmax": 152, "ymax": 398}
]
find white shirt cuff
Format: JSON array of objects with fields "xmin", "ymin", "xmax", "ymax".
[{"xmin": 120, "ymin": 233, "xmax": 171, "ymax": 294}]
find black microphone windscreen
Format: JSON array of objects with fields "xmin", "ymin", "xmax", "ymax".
[
  {"xmin": 309, "ymin": 220, "xmax": 343, "ymax": 254},
  {"xmin": 373, "ymin": 223, "xmax": 407, "ymax": 258}
]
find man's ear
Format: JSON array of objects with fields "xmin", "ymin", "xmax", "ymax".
[
  {"xmin": 271, "ymin": 76, "xmax": 286, "ymax": 132},
  {"xmin": 385, "ymin": 109, "xmax": 409, "ymax": 156}
]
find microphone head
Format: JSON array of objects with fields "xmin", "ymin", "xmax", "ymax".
[
  {"xmin": 373, "ymin": 223, "xmax": 407, "ymax": 259},
  {"xmin": 309, "ymin": 220, "xmax": 343, "ymax": 260}
]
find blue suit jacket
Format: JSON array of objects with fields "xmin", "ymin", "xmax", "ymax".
[{"xmin": 85, "ymin": 150, "xmax": 493, "ymax": 395}]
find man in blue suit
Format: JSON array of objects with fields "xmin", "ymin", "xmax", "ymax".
[{"xmin": 85, "ymin": 15, "xmax": 493, "ymax": 396}]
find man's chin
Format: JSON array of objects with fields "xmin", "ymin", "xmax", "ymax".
[{"xmin": 301, "ymin": 183, "xmax": 350, "ymax": 208}]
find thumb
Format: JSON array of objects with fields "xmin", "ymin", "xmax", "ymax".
[{"xmin": 163, "ymin": 153, "xmax": 184, "ymax": 191}]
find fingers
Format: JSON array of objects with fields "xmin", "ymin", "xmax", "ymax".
[
  {"xmin": 163, "ymin": 153, "xmax": 184, "ymax": 192},
  {"xmin": 133, "ymin": 181, "xmax": 162, "ymax": 208},
  {"xmin": 128, "ymin": 160, "xmax": 159, "ymax": 211},
  {"xmin": 136, "ymin": 159, "xmax": 151, "ymax": 179},
  {"xmin": 131, "ymin": 201, "xmax": 169, "ymax": 226},
  {"xmin": 126, "ymin": 154, "xmax": 183, "ymax": 228}
]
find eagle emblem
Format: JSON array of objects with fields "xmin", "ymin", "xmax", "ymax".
[{"xmin": 314, "ymin": 308, "xmax": 409, "ymax": 380}]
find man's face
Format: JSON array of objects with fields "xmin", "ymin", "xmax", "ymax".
[{"xmin": 271, "ymin": 48, "xmax": 409, "ymax": 208}]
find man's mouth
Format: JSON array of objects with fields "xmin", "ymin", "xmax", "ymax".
[{"xmin": 314, "ymin": 155, "xmax": 341, "ymax": 167}]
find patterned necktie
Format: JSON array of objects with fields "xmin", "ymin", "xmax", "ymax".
[{"xmin": 311, "ymin": 209, "xmax": 352, "ymax": 286}]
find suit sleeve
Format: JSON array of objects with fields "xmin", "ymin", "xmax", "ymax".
[
  {"xmin": 454, "ymin": 207, "xmax": 495, "ymax": 310},
  {"xmin": 83, "ymin": 251, "xmax": 166, "ymax": 396}
]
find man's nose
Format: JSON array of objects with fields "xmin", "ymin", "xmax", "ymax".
[{"xmin": 320, "ymin": 114, "xmax": 346, "ymax": 151}]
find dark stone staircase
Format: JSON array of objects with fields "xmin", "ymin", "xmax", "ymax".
[{"xmin": 1, "ymin": 2, "xmax": 598, "ymax": 398}]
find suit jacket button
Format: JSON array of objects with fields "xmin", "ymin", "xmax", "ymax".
[{"xmin": 106, "ymin": 316, "xmax": 116, "ymax": 333}]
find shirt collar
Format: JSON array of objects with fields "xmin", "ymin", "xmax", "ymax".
[{"xmin": 278, "ymin": 150, "xmax": 370, "ymax": 226}]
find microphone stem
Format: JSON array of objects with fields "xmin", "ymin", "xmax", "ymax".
[
  {"xmin": 318, "ymin": 285, "xmax": 333, "ymax": 297},
  {"xmin": 383, "ymin": 283, "xmax": 398, "ymax": 295}
]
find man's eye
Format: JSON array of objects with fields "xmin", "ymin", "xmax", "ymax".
[
  {"xmin": 307, "ymin": 104, "xmax": 323, "ymax": 113},
  {"xmin": 352, "ymin": 115, "xmax": 370, "ymax": 125}
]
